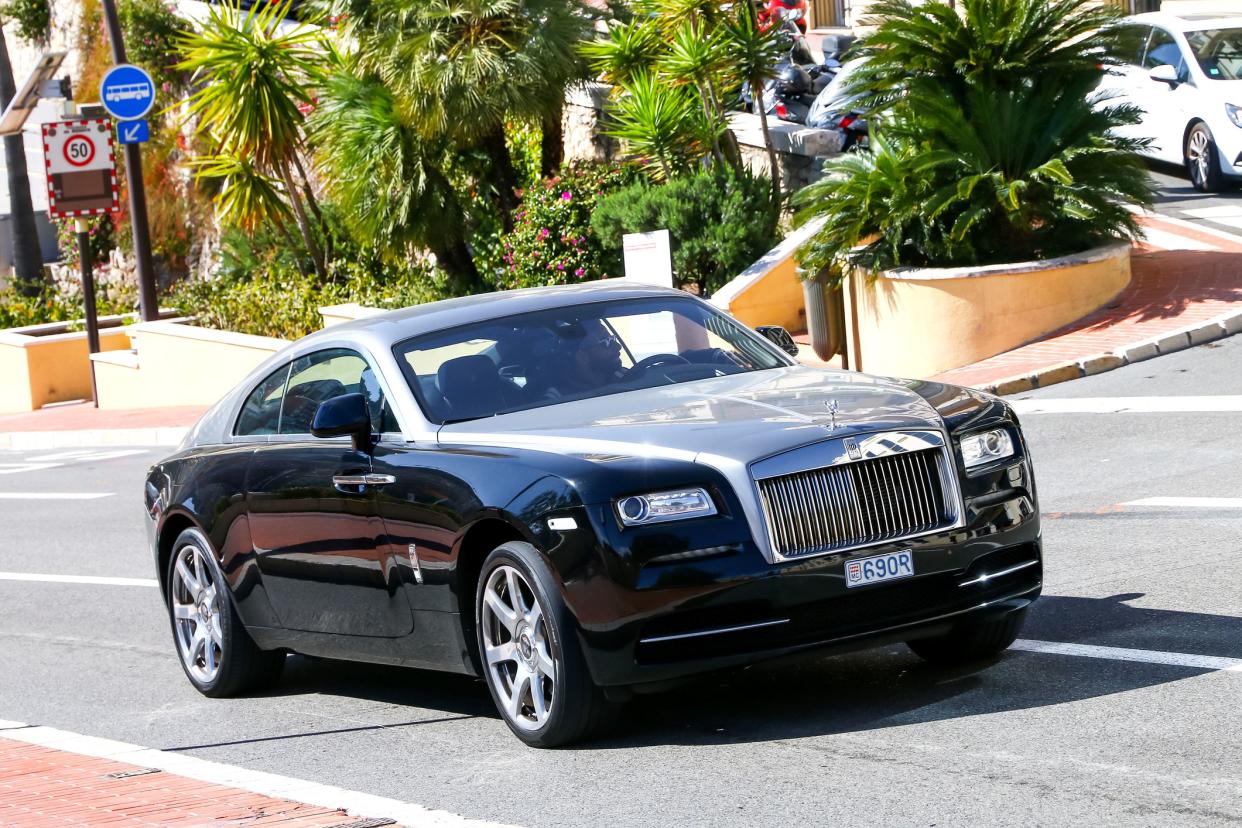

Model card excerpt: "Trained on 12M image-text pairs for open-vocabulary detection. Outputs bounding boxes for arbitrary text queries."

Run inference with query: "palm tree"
[310,69,485,295]
[0,2,51,296]
[795,0,1154,277]
[723,2,785,207]
[333,0,593,231]
[177,0,328,278]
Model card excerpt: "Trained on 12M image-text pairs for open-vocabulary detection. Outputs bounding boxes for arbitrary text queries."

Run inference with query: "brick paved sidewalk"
[0,403,206,433]
[0,737,363,828]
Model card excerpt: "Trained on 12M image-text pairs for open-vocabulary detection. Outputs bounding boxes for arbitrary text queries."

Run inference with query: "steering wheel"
[627,353,692,376]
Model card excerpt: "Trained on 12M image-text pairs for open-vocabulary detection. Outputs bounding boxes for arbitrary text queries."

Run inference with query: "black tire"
[1186,123,1227,193]
[906,608,1028,666]
[165,527,284,697]
[475,541,620,748]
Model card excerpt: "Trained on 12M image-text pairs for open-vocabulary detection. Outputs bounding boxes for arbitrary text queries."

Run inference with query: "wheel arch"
[1183,118,1208,160]
[453,516,538,674]
[155,511,202,598]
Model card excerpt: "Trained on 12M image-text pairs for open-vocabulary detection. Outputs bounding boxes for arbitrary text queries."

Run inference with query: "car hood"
[437,366,944,466]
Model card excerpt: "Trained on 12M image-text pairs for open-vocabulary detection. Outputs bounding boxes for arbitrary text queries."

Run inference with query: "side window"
[279,348,393,435]
[1144,29,1183,71]
[235,365,291,437]
[1112,25,1151,67]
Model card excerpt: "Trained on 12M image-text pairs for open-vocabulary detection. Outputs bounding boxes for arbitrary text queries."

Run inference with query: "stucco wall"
[843,242,1133,378]
[0,323,132,412]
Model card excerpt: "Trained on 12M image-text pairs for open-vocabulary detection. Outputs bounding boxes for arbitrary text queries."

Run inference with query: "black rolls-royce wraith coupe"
[144,281,1042,747]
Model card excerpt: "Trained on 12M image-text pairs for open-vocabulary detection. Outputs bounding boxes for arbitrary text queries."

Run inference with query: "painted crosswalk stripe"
[1010,396,1242,414]
[0,492,113,500]
[0,723,515,828]
[1122,496,1242,509]
[0,572,158,587]
[1014,639,1242,673]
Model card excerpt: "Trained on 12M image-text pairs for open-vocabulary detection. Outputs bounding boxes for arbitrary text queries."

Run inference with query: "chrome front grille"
[756,446,953,559]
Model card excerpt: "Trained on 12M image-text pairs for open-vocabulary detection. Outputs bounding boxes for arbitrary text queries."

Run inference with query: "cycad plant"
[794,0,1155,278]
[177,0,328,277]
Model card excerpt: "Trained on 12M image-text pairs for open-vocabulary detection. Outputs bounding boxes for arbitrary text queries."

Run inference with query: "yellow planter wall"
[0,325,132,413]
[709,218,823,331]
[843,243,1132,378]
[92,321,288,410]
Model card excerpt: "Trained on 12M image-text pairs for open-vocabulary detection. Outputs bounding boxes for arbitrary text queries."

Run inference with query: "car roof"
[300,279,691,349]
[1127,12,1242,32]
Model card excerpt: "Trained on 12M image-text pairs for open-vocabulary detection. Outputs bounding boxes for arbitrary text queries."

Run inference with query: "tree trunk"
[0,25,47,296]
[755,85,782,210]
[540,105,565,179]
[278,160,326,280]
[482,126,521,233]
[424,162,484,296]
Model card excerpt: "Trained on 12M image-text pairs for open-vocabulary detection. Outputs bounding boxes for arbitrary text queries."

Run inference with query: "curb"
[983,308,1242,397]
[0,426,189,451]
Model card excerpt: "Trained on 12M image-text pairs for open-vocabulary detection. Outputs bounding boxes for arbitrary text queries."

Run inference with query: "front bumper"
[565,460,1042,688]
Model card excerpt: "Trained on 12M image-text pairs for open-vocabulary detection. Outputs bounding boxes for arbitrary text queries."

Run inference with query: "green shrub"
[0,282,133,330]
[592,163,778,295]
[1,0,50,43]
[169,226,453,340]
[496,160,642,290]
[118,0,191,97]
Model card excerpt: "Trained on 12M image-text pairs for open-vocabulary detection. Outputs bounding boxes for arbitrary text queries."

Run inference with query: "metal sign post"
[42,118,121,407]
[97,0,158,322]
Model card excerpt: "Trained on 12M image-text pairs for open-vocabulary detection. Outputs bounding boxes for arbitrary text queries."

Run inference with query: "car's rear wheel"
[906,607,1028,666]
[166,527,284,697]
[1186,123,1227,192]
[476,541,619,747]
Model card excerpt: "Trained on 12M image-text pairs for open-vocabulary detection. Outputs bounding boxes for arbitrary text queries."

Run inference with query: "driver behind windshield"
[542,318,625,398]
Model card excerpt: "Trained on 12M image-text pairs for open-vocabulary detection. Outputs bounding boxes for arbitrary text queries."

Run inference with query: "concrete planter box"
[0,317,135,413]
[842,242,1133,378]
[91,320,288,410]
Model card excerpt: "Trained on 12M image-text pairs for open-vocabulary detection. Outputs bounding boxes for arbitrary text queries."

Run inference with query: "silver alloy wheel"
[481,564,556,731]
[170,543,224,684]
[1188,129,1210,185]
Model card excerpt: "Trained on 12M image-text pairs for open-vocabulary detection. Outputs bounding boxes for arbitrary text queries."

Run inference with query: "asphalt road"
[2,338,1242,826]
[1148,159,1242,240]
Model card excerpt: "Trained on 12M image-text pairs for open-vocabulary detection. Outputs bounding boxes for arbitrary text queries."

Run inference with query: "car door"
[1100,24,1154,145]
[1139,27,1196,162]
[245,347,414,638]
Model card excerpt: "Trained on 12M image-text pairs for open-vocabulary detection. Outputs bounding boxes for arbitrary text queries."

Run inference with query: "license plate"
[845,549,914,588]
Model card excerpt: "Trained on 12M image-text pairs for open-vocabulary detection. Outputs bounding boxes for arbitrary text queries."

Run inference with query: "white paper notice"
[622,229,674,288]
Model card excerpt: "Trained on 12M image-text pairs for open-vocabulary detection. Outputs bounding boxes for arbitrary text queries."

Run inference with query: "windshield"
[393,296,789,424]
[1185,28,1242,80]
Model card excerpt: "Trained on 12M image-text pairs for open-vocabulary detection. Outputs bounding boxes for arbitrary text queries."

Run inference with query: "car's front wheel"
[476,541,619,747]
[906,607,1028,666]
[166,527,284,696]
[1186,123,1227,192]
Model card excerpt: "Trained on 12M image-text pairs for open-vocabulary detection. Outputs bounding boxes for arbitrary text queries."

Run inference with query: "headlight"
[960,428,1015,471]
[1227,103,1242,128]
[615,488,717,526]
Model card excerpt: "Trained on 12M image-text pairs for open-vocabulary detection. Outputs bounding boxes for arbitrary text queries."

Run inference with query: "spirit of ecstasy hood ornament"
[826,399,840,431]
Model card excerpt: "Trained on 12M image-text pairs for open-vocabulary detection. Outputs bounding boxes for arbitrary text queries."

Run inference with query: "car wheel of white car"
[1186,123,1227,193]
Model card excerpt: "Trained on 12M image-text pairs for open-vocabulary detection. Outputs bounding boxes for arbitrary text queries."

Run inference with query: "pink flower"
[561,191,572,201]
[557,262,565,271]
[574,267,585,277]
[537,227,550,240]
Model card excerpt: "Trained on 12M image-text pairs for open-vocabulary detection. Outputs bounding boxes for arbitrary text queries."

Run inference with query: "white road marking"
[0,492,113,500]
[0,722,516,828]
[1140,226,1217,251]
[1014,639,1242,673]
[1122,496,1242,509]
[1181,205,1242,220]
[1011,395,1242,414]
[0,463,61,475]
[0,572,157,587]
[23,449,148,462]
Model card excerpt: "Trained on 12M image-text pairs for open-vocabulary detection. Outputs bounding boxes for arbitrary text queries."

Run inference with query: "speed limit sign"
[41,119,119,218]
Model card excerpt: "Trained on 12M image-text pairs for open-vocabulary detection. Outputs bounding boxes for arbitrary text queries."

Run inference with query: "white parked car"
[1103,13,1242,191]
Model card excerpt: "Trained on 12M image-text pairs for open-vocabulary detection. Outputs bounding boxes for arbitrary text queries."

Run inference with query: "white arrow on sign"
[121,123,143,142]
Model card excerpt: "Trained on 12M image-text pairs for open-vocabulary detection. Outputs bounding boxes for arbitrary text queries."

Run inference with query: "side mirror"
[1149,64,1180,86]
[311,393,373,451]
[756,325,801,358]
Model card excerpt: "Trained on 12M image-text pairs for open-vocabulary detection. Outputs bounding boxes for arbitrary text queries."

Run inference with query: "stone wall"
[561,83,840,198]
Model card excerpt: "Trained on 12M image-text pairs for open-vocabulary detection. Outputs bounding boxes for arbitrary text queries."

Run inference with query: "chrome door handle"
[332,474,396,488]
